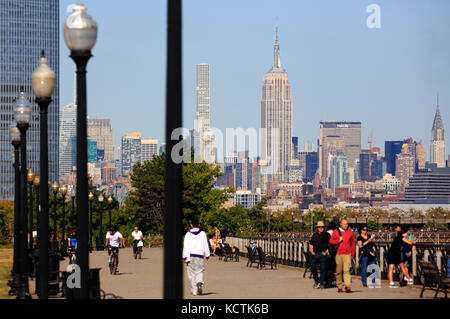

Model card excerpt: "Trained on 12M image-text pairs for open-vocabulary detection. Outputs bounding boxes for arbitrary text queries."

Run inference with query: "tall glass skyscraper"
[0,0,59,200]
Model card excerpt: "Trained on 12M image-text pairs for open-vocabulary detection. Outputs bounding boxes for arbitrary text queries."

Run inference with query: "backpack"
[328,229,342,257]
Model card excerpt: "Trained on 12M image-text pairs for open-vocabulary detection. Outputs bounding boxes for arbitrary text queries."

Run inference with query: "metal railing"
[259,231,450,244]
[227,235,450,282]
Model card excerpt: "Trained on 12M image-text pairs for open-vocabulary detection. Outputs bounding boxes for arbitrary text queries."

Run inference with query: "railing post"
[412,245,417,280]
[436,250,442,271]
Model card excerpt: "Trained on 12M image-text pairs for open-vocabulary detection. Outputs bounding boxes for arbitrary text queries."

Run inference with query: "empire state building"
[261,27,292,182]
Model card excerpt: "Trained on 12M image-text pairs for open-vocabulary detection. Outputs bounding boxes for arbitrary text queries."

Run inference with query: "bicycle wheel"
[109,257,115,275]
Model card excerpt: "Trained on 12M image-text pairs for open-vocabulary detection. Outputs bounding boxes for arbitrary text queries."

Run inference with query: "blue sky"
[59,0,450,158]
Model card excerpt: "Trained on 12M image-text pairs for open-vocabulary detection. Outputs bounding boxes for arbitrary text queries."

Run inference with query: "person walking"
[357,226,376,287]
[131,226,145,260]
[329,218,355,293]
[401,227,416,282]
[183,220,210,296]
[309,221,330,289]
[387,224,414,288]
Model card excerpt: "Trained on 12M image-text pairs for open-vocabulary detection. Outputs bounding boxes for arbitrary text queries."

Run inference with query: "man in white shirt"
[183,220,210,296]
[131,227,145,259]
[106,226,126,273]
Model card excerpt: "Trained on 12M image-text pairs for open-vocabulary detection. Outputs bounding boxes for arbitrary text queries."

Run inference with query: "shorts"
[109,246,119,254]
[387,251,402,265]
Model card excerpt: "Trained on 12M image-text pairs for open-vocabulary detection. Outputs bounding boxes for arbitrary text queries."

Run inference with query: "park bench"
[419,261,449,299]
[256,246,277,270]
[246,246,259,268]
[222,243,233,262]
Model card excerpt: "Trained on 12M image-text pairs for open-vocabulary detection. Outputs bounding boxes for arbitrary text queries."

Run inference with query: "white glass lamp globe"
[13,91,32,125]
[32,51,56,99]
[64,3,98,52]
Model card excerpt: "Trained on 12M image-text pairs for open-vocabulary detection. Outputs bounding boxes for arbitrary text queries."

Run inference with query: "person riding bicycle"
[67,228,77,261]
[106,226,125,273]
[131,226,145,260]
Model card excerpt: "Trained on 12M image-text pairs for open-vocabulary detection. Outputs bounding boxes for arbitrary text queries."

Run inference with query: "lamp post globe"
[64,3,97,299]
[63,3,98,52]
[8,125,21,296]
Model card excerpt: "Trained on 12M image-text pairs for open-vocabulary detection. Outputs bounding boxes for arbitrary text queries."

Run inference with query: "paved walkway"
[46,248,436,299]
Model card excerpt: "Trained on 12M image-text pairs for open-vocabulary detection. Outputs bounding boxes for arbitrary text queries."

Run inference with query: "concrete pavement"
[51,247,436,299]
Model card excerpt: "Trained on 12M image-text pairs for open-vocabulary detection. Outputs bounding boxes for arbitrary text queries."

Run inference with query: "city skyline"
[58,0,450,158]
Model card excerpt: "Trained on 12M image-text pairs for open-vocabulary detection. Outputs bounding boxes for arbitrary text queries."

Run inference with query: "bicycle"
[68,247,77,264]
[109,247,119,275]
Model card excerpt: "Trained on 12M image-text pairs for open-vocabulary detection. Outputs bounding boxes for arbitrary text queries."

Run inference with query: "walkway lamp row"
[7,3,98,299]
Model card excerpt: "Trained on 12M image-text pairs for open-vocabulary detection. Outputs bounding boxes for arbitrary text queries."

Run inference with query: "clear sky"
[59,0,450,159]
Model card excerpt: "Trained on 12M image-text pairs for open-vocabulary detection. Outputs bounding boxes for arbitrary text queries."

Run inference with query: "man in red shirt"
[329,218,355,293]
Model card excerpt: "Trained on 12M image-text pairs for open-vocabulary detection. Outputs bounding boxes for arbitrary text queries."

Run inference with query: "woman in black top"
[387,224,413,288]
[357,226,376,287]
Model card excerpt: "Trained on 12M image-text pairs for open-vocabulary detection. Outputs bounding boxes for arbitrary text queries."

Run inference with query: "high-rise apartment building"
[416,144,426,170]
[59,103,76,179]
[319,122,361,184]
[121,132,142,176]
[319,135,345,186]
[141,138,158,163]
[329,154,349,192]
[196,63,210,134]
[430,96,446,168]
[0,0,59,199]
[395,144,415,188]
[102,163,118,185]
[385,141,404,176]
[88,117,114,161]
[195,63,215,163]
[261,27,292,182]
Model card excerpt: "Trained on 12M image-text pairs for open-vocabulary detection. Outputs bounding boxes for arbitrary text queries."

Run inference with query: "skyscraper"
[385,141,403,175]
[121,132,142,176]
[430,96,446,168]
[196,64,210,134]
[395,144,415,188]
[88,117,114,161]
[318,135,345,186]
[261,27,292,182]
[329,154,349,192]
[318,121,361,184]
[59,103,77,179]
[0,1,59,200]
[141,138,158,163]
[196,63,215,163]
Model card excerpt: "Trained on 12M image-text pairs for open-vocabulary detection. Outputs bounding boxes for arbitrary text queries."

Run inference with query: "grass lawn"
[0,248,13,299]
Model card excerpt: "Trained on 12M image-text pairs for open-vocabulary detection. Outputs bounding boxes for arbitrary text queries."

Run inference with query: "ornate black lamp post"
[14,89,32,299]
[64,3,98,299]
[51,182,59,249]
[96,194,105,250]
[60,185,68,254]
[88,192,94,251]
[27,169,35,250]
[8,125,21,296]
[32,175,40,293]
[71,189,76,229]
[32,50,56,299]
[107,196,113,227]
